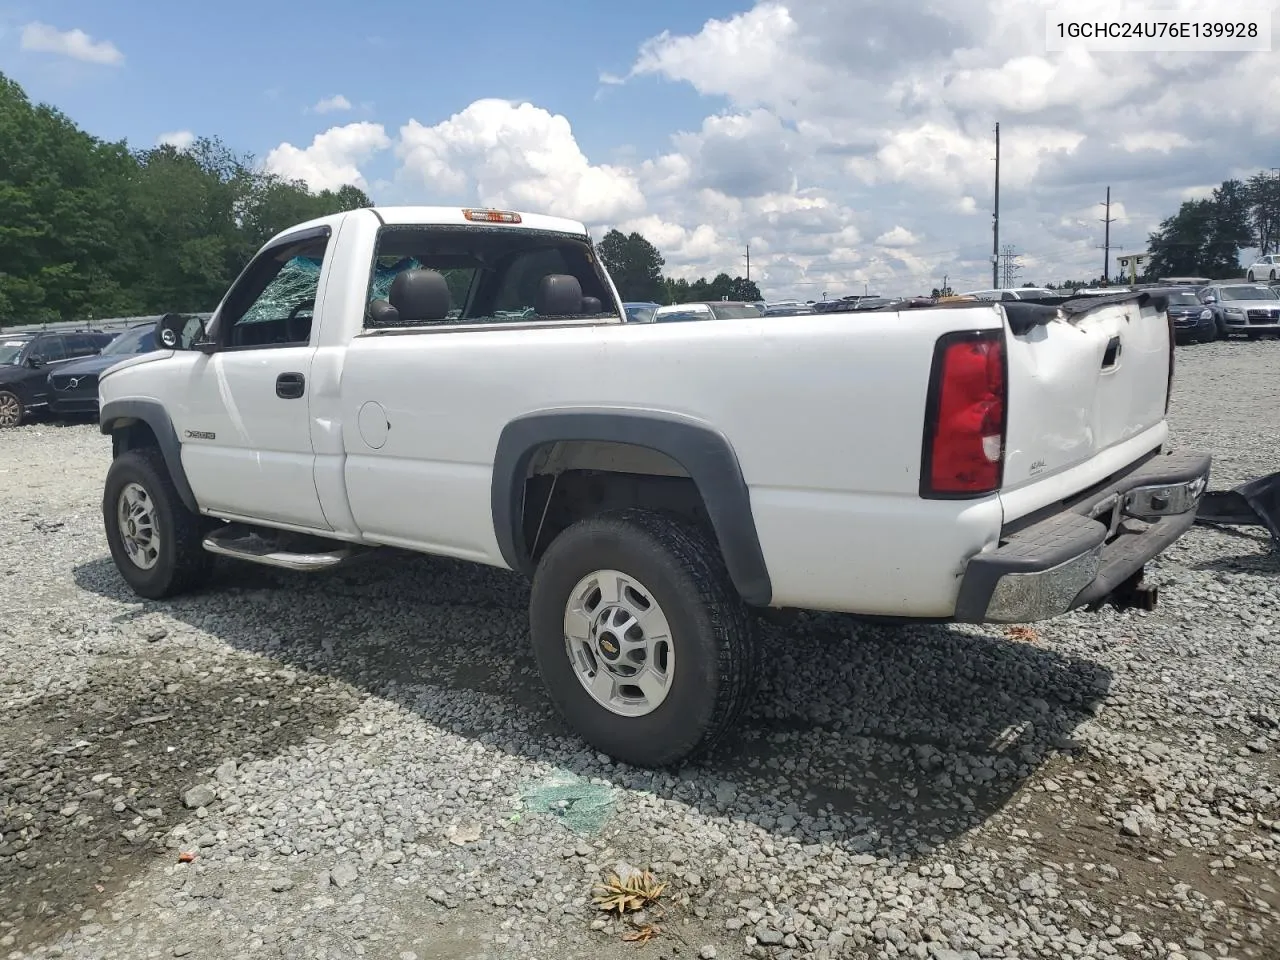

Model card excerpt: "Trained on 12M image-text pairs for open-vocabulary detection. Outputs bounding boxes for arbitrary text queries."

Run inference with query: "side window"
[65,334,99,357]
[218,235,330,349]
[32,335,66,363]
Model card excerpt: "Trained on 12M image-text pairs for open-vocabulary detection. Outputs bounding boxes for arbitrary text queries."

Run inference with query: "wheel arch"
[491,409,773,607]
[100,399,199,513]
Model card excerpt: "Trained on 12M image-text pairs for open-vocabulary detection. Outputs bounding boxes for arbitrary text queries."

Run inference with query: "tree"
[1146,178,1254,281]
[596,230,666,302]
[0,70,376,325]
[1245,171,1280,255]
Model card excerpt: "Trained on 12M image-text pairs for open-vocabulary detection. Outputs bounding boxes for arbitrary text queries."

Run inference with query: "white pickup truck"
[97,205,1211,767]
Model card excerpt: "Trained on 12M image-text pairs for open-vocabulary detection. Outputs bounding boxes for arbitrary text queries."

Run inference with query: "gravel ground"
[1,340,1278,960]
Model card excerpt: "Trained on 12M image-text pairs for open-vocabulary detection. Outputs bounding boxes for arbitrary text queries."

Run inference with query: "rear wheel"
[0,390,24,428]
[528,508,759,767]
[1247,271,1256,282]
[103,447,214,599]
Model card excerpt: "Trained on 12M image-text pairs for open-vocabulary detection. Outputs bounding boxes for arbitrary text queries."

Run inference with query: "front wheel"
[1247,271,1255,282]
[528,509,760,767]
[103,447,214,599]
[0,390,24,428]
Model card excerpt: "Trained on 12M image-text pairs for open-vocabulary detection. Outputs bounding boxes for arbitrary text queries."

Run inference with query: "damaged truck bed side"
[95,206,1210,766]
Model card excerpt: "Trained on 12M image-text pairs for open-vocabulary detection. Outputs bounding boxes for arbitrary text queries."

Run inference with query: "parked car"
[47,321,160,418]
[961,287,1057,301]
[763,304,816,316]
[1199,283,1280,339]
[1246,255,1279,282]
[650,301,762,322]
[1148,288,1218,344]
[96,204,1208,768]
[0,329,116,427]
[622,302,661,323]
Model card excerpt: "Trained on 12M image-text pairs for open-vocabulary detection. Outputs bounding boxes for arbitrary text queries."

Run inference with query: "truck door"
[177,227,332,531]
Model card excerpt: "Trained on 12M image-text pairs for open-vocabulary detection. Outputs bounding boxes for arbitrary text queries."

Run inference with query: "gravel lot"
[1,340,1278,960]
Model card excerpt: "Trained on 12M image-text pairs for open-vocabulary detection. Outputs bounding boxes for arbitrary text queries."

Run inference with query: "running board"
[202,525,367,572]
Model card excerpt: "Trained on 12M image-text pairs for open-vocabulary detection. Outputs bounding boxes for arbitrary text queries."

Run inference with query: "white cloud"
[264,122,391,192]
[156,131,195,151]
[875,226,919,248]
[20,22,123,65]
[395,99,645,224]
[311,94,352,114]
[597,0,1280,297]
[1119,131,1192,153]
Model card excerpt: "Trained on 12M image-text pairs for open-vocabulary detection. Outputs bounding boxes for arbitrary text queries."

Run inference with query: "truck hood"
[97,350,174,382]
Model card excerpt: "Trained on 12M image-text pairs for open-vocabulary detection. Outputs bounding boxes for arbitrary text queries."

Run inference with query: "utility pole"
[942,273,949,296]
[743,245,750,281]
[992,122,1000,288]
[1099,186,1115,286]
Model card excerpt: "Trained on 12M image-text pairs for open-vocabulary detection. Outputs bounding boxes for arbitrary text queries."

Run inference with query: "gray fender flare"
[490,409,773,606]
[100,399,199,513]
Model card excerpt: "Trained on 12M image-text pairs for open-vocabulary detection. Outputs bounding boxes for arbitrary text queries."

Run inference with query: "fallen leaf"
[1005,626,1039,642]
[177,852,196,863]
[623,923,659,944]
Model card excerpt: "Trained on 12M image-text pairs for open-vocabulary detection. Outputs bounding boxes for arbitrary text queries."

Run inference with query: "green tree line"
[1142,174,1278,280]
[595,229,761,304]
[0,71,369,326]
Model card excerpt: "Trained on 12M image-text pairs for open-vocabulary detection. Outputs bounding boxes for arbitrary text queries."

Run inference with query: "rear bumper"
[954,450,1211,623]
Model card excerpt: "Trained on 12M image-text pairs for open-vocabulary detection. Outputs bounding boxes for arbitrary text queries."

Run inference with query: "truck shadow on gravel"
[70,549,1111,866]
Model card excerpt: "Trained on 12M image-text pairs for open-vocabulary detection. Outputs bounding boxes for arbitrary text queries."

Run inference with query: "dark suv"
[0,329,116,427]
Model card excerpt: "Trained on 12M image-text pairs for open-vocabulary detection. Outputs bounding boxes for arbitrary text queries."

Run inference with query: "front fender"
[100,399,198,513]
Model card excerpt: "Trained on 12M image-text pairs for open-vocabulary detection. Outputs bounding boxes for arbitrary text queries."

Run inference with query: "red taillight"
[920,330,1006,497]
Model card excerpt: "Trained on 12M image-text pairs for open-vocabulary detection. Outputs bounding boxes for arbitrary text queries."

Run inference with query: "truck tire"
[529,508,759,767]
[103,447,214,599]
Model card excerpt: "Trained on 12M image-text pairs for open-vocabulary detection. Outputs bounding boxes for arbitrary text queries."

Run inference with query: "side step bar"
[202,524,371,572]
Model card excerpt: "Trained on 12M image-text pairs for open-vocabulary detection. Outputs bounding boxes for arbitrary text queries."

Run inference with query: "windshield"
[653,308,710,323]
[625,305,656,323]
[101,325,158,356]
[0,340,29,365]
[1166,292,1201,306]
[1222,286,1278,301]
[710,304,763,319]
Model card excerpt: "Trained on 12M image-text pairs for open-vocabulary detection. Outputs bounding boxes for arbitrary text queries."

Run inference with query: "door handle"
[1101,335,1122,369]
[276,372,305,399]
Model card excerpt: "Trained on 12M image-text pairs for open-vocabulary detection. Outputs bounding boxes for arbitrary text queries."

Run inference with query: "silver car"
[1200,283,1280,339]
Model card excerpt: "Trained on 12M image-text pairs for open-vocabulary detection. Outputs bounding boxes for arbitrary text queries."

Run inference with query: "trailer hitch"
[1093,567,1159,613]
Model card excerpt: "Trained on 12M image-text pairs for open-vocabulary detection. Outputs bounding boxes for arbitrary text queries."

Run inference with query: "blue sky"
[2,1,1276,297]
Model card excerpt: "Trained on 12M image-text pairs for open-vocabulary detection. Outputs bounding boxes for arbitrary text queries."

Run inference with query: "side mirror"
[156,313,209,351]
[25,356,43,369]
[1203,297,1217,305]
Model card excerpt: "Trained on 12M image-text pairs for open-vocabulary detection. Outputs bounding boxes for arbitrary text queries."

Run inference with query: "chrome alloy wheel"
[563,569,675,718]
[117,482,160,570]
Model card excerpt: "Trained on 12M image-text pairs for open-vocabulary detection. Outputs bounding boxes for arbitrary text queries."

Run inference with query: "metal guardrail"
[0,315,173,336]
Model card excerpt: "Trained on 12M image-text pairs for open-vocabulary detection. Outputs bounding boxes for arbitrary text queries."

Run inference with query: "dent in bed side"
[100,399,199,513]
[490,410,773,607]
